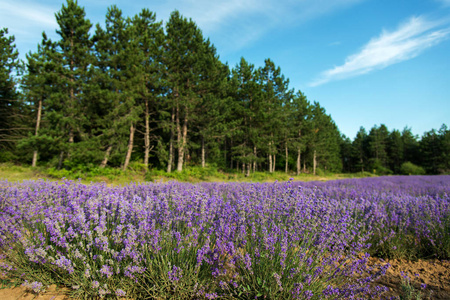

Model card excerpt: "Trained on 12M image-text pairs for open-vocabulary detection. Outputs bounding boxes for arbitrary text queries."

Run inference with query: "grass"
[0,162,376,185]
[0,163,43,182]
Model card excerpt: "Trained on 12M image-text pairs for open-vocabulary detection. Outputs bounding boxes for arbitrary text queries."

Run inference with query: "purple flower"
[304,290,314,299]
[168,265,183,283]
[22,280,43,293]
[91,280,99,289]
[100,265,113,278]
[115,289,126,297]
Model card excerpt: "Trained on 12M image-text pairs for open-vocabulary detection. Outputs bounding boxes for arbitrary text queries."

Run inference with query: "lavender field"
[0,176,449,299]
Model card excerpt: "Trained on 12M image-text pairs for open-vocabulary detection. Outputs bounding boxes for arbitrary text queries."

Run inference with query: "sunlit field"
[0,176,449,299]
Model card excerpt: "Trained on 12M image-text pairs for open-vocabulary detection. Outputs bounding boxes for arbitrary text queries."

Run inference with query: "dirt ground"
[372,258,450,300]
[0,284,69,300]
[0,259,449,299]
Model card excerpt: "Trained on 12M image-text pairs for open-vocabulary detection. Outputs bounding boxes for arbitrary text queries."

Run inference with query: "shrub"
[0,151,17,163]
[400,162,426,175]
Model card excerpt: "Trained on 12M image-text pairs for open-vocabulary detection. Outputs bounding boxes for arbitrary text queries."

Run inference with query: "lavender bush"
[0,176,448,299]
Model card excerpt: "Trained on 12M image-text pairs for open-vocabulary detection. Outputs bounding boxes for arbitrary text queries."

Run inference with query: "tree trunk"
[68,130,74,143]
[273,154,276,173]
[144,99,150,169]
[68,77,75,158]
[176,103,182,171]
[32,151,38,167]
[230,139,233,169]
[313,149,317,176]
[100,145,112,168]
[285,142,288,173]
[167,107,175,173]
[67,128,74,159]
[177,109,187,172]
[253,146,256,173]
[224,141,227,169]
[32,98,43,167]
[296,148,301,176]
[123,123,135,171]
[167,137,173,173]
[58,151,64,170]
[201,136,205,168]
[269,144,273,173]
[246,163,251,177]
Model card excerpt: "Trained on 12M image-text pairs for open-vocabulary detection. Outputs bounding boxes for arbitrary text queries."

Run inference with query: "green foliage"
[0,28,25,151]
[0,151,17,163]
[399,273,426,300]
[2,0,448,176]
[370,158,393,175]
[346,171,376,178]
[45,164,125,181]
[146,165,226,182]
[400,162,426,175]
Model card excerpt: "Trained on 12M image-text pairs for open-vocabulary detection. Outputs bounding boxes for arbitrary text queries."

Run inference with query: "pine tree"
[21,33,57,166]
[387,129,403,173]
[258,59,293,173]
[192,52,230,168]
[290,91,310,175]
[0,28,23,153]
[340,135,353,173]
[420,124,450,174]
[165,11,216,172]
[401,127,419,165]
[130,9,164,169]
[91,6,128,168]
[419,129,441,174]
[307,102,342,175]
[92,6,146,170]
[351,127,368,172]
[438,124,450,173]
[367,124,390,173]
[229,57,259,176]
[47,0,93,166]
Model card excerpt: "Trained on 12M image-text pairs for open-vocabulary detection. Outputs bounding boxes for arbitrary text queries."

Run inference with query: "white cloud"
[154,0,365,54]
[0,0,59,55]
[0,0,365,59]
[0,1,57,32]
[310,16,450,87]
[437,0,450,7]
[329,41,342,46]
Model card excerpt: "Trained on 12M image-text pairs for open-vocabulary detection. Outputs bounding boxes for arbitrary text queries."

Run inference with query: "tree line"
[1,0,449,175]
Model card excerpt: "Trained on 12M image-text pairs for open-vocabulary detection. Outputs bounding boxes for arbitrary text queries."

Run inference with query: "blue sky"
[1,0,449,139]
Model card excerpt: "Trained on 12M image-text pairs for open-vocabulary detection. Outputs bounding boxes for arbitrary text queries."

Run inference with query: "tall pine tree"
[0,28,23,154]
[47,0,93,166]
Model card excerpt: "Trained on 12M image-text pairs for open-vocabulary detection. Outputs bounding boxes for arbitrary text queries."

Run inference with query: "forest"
[1,0,449,177]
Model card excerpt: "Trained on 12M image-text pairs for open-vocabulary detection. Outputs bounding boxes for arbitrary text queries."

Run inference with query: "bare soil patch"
[0,284,69,300]
[371,258,450,299]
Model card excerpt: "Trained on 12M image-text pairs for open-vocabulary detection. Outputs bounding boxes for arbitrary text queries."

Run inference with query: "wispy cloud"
[0,0,59,55]
[436,0,450,7]
[0,1,57,32]
[329,41,342,46]
[310,16,450,87]
[1,0,365,58]
[154,0,365,54]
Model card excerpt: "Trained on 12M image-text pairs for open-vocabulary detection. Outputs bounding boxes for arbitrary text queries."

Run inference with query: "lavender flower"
[168,265,183,283]
[116,289,126,297]
[91,280,100,289]
[0,176,448,299]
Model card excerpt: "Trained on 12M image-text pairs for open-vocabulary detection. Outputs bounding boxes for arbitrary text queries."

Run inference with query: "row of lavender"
[0,176,448,299]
